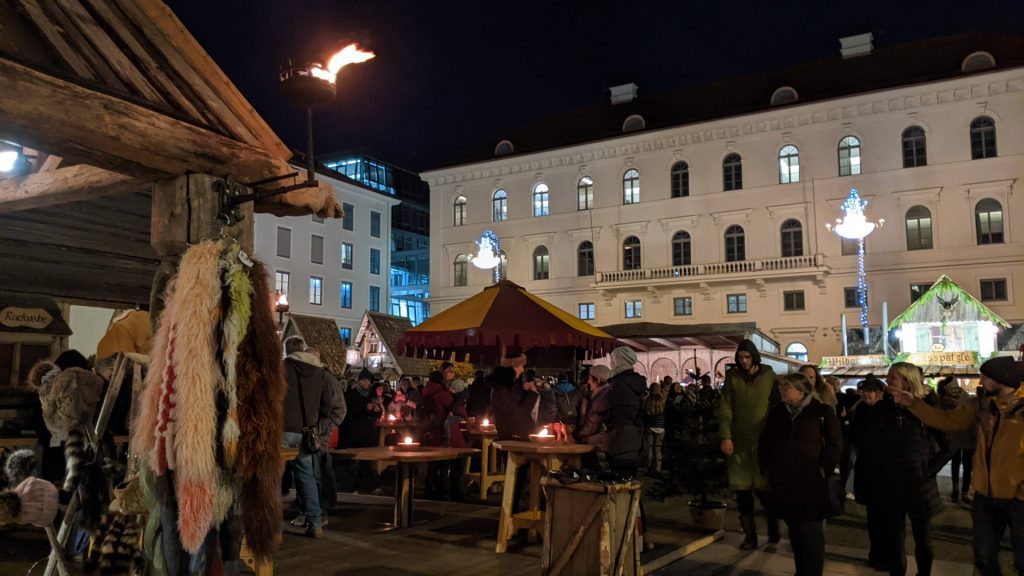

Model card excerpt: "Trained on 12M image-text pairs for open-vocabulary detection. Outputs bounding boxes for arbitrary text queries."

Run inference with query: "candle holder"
[529,427,556,444]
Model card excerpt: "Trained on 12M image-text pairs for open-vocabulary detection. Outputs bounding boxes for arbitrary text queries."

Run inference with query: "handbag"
[820,416,845,518]
[295,364,321,453]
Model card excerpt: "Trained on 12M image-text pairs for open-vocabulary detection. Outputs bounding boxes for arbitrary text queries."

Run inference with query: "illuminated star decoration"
[826,188,884,330]
[469,229,503,282]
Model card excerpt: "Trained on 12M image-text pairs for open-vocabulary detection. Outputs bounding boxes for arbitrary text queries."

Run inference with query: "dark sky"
[167,0,1022,172]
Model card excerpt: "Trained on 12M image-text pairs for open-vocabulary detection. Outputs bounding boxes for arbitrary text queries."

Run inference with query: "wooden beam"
[0,164,142,213]
[0,57,292,183]
[39,154,62,172]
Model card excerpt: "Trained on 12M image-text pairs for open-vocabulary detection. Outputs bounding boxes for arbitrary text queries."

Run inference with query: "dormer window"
[494,140,514,156]
[622,114,646,133]
[770,86,799,106]
[961,51,996,72]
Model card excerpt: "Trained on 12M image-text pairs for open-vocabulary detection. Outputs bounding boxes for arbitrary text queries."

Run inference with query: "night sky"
[167,0,1022,172]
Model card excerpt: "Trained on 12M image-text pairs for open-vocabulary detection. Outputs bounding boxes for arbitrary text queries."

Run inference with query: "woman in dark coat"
[852,363,951,576]
[759,373,842,576]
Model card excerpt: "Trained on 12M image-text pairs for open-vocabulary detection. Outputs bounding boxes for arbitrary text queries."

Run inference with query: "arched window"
[577,176,593,211]
[577,241,595,277]
[452,196,467,226]
[670,161,689,198]
[494,140,514,156]
[533,183,549,217]
[785,342,808,362]
[770,86,799,106]
[533,246,549,280]
[838,136,861,176]
[961,51,996,72]
[971,117,997,159]
[723,153,742,191]
[622,236,641,270]
[492,189,508,222]
[453,254,468,287]
[671,231,691,266]
[780,219,803,257]
[622,169,640,204]
[902,126,927,168]
[622,114,646,132]
[905,206,933,250]
[975,198,1004,245]
[724,225,745,262]
[778,145,800,184]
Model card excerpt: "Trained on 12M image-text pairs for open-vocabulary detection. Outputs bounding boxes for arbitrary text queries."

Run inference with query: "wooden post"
[151,173,254,256]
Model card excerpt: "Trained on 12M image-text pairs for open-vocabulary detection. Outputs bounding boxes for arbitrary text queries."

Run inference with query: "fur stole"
[219,244,251,469]
[235,261,285,561]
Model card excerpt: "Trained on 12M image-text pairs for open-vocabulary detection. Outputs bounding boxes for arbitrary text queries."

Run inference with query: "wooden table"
[334,446,478,528]
[375,420,420,473]
[239,447,300,576]
[492,440,593,553]
[463,428,504,500]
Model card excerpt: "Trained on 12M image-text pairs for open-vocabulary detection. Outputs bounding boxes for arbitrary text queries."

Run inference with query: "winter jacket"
[907,392,1024,501]
[851,394,951,517]
[340,385,378,448]
[574,384,612,451]
[719,343,778,491]
[467,377,493,418]
[605,368,647,470]
[758,397,842,522]
[552,382,579,424]
[282,355,335,438]
[420,379,454,446]
[489,366,538,441]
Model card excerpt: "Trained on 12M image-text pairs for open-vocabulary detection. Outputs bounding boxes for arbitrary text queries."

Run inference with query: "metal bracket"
[216,172,320,226]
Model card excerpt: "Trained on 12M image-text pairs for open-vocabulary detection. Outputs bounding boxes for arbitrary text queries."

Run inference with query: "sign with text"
[819,355,888,368]
[0,307,53,330]
[906,351,977,366]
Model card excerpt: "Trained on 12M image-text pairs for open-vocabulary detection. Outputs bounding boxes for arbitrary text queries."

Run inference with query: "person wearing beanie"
[604,347,647,474]
[759,372,842,576]
[719,338,781,551]
[894,355,1024,575]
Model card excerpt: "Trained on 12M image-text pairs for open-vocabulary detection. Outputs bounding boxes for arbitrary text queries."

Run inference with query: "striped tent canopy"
[398,280,615,363]
[889,275,1010,330]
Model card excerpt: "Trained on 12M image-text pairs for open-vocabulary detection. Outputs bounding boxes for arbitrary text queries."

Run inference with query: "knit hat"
[12,477,58,527]
[588,365,612,383]
[857,376,885,393]
[357,368,373,382]
[611,346,637,369]
[980,356,1024,389]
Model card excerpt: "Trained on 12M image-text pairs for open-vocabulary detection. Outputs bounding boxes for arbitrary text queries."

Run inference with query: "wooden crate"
[540,477,643,576]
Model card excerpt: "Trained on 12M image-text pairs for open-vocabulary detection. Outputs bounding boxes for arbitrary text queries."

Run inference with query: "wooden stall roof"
[889,275,1011,330]
[359,312,433,377]
[283,314,348,377]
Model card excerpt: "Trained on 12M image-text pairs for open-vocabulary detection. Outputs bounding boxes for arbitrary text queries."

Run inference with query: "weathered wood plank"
[151,174,253,256]
[0,216,156,258]
[0,237,158,273]
[52,0,166,105]
[38,153,62,172]
[0,263,153,305]
[3,208,151,243]
[0,56,294,182]
[17,0,96,79]
[34,0,128,91]
[0,164,142,213]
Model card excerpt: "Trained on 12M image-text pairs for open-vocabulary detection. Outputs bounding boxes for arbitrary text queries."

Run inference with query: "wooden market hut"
[352,312,433,380]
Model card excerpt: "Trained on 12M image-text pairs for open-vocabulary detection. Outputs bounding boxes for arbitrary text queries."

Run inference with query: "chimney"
[609,83,638,105]
[839,32,874,59]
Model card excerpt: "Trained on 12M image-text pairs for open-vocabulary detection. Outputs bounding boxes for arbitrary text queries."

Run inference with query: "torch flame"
[327,44,375,77]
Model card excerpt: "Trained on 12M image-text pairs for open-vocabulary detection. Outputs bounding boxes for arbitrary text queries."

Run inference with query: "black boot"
[950,489,960,503]
[764,514,780,553]
[739,515,758,550]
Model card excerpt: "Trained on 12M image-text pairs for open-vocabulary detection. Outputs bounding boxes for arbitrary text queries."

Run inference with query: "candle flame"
[327,44,375,76]
[538,427,550,437]
[388,414,396,421]
[403,436,413,444]
[481,418,490,427]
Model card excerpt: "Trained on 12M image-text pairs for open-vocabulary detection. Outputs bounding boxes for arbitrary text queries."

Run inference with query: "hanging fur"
[0,490,21,524]
[218,244,251,469]
[25,359,58,393]
[235,261,286,561]
[3,448,36,487]
[36,364,103,443]
[63,429,86,492]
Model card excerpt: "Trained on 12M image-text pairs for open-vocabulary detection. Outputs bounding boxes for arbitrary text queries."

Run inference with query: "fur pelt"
[63,429,86,492]
[25,360,58,393]
[235,261,285,561]
[37,366,103,442]
[131,274,175,471]
[0,491,21,525]
[219,245,251,469]
[4,449,36,487]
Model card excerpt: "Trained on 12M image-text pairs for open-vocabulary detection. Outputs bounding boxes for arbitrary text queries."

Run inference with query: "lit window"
[340,281,352,309]
[625,299,643,318]
[670,162,689,198]
[970,117,997,159]
[975,198,1004,245]
[622,236,641,270]
[578,303,595,321]
[577,241,594,277]
[453,196,467,226]
[673,297,692,316]
[778,145,800,184]
[275,271,290,296]
[783,290,805,311]
[785,342,808,362]
[309,276,322,305]
[905,206,933,250]
[341,243,353,269]
[780,220,803,257]
[902,126,927,168]
[577,176,593,210]
[492,189,508,222]
[339,327,351,345]
[533,246,549,280]
[622,169,640,204]
[723,153,742,191]
[725,225,745,262]
[533,183,549,217]
[672,231,691,267]
[727,294,747,314]
[838,136,862,176]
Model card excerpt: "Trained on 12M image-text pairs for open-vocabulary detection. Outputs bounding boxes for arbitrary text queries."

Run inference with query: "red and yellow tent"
[399,280,615,363]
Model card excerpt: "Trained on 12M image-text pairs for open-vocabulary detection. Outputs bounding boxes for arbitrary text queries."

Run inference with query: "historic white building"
[423,32,1024,367]
[254,169,399,346]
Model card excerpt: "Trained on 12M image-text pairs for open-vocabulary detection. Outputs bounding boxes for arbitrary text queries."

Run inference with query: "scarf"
[785,392,814,419]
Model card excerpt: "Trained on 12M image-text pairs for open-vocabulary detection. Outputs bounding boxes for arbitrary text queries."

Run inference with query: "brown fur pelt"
[235,261,286,561]
[25,360,58,393]
[38,367,103,442]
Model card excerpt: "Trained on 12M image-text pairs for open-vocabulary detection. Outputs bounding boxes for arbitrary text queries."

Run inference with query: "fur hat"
[980,356,1024,389]
[4,449,36,487]
[588,365,612,383]
[500,345,527,368]
[447,378,469,394]
[37,366,103,441]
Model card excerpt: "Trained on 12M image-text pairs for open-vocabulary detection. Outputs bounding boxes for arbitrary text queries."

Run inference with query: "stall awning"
[598,322,768,351]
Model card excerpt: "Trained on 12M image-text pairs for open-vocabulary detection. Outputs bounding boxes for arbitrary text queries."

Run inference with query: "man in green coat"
[720,339,781,551]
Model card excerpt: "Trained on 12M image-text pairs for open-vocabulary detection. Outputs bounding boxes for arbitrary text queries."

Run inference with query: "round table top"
[493,440,594,455]
[376,420,419,428]
[468,428,497,437]
[333,446,479,463]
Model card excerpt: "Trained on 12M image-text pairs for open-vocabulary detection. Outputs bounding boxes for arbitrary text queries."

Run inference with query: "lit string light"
[826,188,884,331]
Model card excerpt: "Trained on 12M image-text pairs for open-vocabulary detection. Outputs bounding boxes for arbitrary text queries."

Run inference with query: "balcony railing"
[597,254,824,284]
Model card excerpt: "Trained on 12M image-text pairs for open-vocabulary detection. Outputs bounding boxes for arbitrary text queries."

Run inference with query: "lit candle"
[538,427,550,437]
[481,418,490,428]
[388,414,396,422]
[403,436,413,445]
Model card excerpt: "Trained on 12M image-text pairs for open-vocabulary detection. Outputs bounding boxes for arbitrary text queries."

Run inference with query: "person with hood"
[282,337,335,537]
[552,372,580,424]
[341,368,383,494]
[605,346,647,473]
[719,339,781,551]
[893,356,1024,576]
[758,372,842,575]
[937,377,977,504]
[855,363,950,576]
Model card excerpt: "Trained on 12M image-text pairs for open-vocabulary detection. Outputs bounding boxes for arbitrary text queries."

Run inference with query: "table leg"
[527,457,542,542]
[478,438,490,500]
[495,451,520,553]
[394,462,414,528]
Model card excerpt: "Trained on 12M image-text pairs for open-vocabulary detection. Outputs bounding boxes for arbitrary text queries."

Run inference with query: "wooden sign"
[819,355,888,368]
[906,351,977,366]
[0,306,53,330]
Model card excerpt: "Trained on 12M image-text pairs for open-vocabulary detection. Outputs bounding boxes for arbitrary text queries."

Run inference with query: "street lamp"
[826,188,884,331]
[469,229,503,283]
[274,292,290,333]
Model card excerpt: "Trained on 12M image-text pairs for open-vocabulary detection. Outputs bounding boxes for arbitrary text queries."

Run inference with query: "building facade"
[322,154,432,326]
[423,34,1024,363]
[254,170,398,346]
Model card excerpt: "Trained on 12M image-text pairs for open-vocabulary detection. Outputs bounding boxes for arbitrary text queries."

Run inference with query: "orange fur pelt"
[235,262,286,561]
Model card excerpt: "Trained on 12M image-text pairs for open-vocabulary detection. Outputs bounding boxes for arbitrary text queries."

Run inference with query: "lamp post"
[274,292,290,333]
[826,188,884,332]
[469,229,503,283]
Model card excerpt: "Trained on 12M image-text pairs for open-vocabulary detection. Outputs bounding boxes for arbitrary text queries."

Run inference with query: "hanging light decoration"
[826,188,884,330]
[469,229,503,282]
